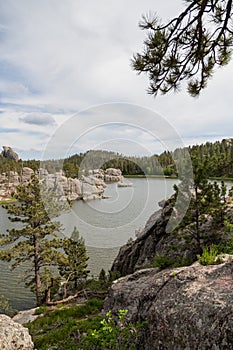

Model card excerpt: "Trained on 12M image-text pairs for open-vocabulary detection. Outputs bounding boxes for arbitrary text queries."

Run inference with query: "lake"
[0,177,178,310]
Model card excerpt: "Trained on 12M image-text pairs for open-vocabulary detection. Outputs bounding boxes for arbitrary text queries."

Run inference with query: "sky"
[0,0,232,160]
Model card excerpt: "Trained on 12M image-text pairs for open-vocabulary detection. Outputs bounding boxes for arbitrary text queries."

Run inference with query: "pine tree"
[0,175,65,306]
[176,152,227,253]
[59,227,89,290]
[132,0,233,96]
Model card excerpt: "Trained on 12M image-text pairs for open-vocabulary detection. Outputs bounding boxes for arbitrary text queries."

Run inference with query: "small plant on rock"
[197,245,222,266]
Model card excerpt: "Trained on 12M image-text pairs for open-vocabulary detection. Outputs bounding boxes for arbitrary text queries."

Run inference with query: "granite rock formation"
[111,198,177,275]
[0,314,34,349]
[105,260,233,349]
[111,195,223,276]
[0,166,126,201]
[2,146,19,162]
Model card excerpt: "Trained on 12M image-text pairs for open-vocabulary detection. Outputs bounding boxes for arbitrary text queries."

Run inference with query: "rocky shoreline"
[0,167,126,202]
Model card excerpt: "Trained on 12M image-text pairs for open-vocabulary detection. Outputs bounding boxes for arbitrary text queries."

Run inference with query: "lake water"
[0,178,178,310]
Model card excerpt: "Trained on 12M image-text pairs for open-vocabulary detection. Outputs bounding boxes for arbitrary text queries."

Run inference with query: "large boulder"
[0,314,34,349]
[104,168,123,182]
[104,261,233,349]
[105,168,122,177]
[2,146,19,161]
[22,167,34,182]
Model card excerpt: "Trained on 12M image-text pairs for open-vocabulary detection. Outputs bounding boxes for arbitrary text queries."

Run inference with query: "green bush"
[78,309,140,350]
[172,257,193,268]
[34,305,47,315]
[27,299,104,350]
[152,254,174,269]
[27,301,143,350]
[197,245,222,266]
[0,294,14,315]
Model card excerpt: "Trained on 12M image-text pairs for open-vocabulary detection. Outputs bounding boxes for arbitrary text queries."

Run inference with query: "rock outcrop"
[13,308,40,325]
[104,168,123,182]
[0,314,34,349]
[0,166,125,201]
[40,170,106,201]
[2,146,19,161]
[111,198,179,275]
[90,168,124,182]
[111,195,224,276]
[105,260,233,349]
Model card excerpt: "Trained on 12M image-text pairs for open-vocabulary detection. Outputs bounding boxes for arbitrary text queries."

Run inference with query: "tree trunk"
[45,278,54,304]
[34,235,42,306]
[46,290,107,306]
[195,186,201,253]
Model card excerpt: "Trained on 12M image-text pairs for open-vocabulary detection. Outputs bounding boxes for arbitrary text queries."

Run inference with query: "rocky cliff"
[111,194,226,276]
[111,197,194,276]
[105,260,233,349]
[1,146,19,162]
[0,314,34,349]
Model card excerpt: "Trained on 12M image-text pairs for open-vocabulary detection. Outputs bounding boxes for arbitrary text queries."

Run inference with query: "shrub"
[197,245,222,266]
[78,309,140,350]
[152,254,174,269]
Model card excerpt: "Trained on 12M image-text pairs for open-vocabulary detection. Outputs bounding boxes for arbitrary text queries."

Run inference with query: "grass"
[26,298,104,350]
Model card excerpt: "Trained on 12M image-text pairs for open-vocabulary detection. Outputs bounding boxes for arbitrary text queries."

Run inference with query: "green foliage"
[2,139,233,179]
[27,299,103,350]
[0,294,12,315]
[0,175,65,306]
[174,149,231,254]
[59,227,89,289]
[172,256,193,268]
[34,305,48,315]
[152,254,174,269]
[197,245,222,266]
[77,270,119,292]
[78,309,140,350]
[98,268,107,289]
[132,1,233,96]
[27,300,141,350]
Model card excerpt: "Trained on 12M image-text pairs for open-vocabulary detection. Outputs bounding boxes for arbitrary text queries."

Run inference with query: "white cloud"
[20,113,56,126]
[0,0,232,158]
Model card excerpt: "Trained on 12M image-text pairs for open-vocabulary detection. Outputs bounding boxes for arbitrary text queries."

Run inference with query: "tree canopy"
[0,175,65,305]
[59,227,89,290]
[132,0,233,96]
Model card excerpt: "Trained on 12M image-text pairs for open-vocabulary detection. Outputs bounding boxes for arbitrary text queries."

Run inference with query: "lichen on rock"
[105,260,233,349]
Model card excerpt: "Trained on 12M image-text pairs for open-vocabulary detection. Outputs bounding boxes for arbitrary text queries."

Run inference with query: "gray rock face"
[0,314,34,349]
[111,196,219,276]
[105,261,233,349]
[13,308,39,325]
[111,200,175,276]
[2,146,19,161]
[104,168,123,182]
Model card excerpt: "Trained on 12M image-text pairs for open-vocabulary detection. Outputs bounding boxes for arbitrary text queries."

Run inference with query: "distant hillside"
[188,138,233,178]
[0,138,233,179]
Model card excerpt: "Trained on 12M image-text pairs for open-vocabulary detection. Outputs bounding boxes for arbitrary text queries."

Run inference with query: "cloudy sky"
[0,0,232,160]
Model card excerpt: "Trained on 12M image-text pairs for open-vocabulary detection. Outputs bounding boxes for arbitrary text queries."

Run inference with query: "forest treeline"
[1,138,233,179]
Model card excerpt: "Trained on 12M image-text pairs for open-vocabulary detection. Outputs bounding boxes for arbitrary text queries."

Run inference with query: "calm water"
[0,178,178,310]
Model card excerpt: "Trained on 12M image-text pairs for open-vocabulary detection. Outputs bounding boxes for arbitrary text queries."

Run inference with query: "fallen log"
[46,289,107,306]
